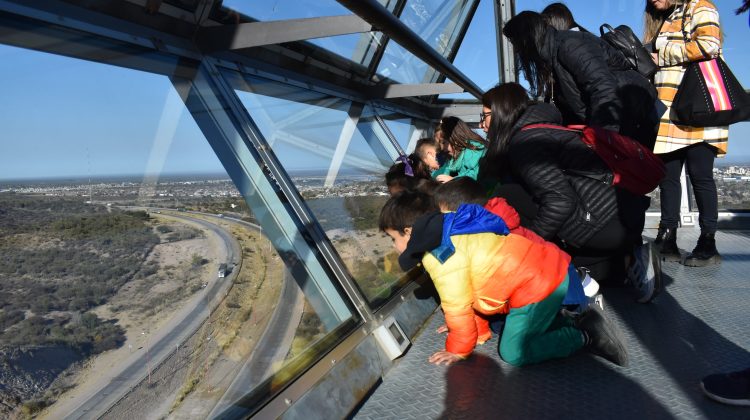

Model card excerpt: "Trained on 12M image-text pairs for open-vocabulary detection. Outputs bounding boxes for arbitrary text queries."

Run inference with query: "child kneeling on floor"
[379,191,627,367]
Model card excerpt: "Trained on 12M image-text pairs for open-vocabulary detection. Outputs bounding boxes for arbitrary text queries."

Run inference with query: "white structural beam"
[325,103,364,188]
[196,14,373,52]
[369,82,464,98]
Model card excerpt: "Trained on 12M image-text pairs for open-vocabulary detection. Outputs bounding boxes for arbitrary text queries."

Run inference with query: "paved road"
[63,211,241,420]
[207,265,304,418]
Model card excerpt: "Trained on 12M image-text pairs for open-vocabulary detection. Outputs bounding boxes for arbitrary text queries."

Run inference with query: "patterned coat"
[653,0,728,156]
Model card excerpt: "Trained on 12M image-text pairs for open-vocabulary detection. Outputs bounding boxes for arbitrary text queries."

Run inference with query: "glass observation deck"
[0,1,747,419]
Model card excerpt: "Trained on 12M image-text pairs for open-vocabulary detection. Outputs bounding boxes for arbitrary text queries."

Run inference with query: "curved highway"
[63,211,241,420]
[207,266,304,418]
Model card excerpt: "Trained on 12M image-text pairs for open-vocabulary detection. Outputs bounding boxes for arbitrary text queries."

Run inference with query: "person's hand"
[436,324,448,334]
[436,174,453,183]
[429,350,462,366]
[651,52,658,64]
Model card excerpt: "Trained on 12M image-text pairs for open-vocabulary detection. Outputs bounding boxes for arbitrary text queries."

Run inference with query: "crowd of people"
[378,0,749,407]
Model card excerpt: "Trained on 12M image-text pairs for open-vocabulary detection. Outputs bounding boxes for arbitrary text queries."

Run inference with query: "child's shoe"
[576,305,628,366]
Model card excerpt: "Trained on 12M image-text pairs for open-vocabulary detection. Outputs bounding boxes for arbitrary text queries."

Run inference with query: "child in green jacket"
[432,117,487,182]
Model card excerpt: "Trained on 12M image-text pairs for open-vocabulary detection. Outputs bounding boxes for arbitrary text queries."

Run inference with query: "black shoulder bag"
[671,3,750,126]
[600,23,658,79]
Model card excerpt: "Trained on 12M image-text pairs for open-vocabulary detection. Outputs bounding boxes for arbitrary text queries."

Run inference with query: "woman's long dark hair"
[502,11,553,99]
[479,83,532,180]
[436,116,486,157]
[541,2,588,32]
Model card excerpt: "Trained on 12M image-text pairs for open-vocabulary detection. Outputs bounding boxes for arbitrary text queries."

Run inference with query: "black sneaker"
[701,368,750,406]
[576,305,628,366]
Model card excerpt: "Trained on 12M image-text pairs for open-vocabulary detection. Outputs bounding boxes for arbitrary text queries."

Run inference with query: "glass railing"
[226,70,415,308]
[0,44,357,419]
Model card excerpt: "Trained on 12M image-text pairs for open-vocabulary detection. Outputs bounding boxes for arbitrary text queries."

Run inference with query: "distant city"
[3,166,750,209]
[0,172,388,202]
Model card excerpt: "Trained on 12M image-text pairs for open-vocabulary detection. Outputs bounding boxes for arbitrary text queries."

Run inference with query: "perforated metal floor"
[353,228,750,419]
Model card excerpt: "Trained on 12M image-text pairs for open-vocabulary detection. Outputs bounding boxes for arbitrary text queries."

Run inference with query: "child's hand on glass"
[429,350,462,366]
[436,324,448,333]
[436,174,453,183]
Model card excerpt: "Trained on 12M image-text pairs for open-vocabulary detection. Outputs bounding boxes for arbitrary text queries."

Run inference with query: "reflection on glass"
[308,32,385,67]
[229,72,411,307]
[221,0,400,20]
[0,44,354,418]
[440,0,500,100]
[377,0,475,83]
[221,0,350,21]
[376,109,432,152]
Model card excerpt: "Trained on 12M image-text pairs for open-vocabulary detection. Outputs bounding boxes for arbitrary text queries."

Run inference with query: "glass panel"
[308,32,386,67]
[220,0,400,20]
[0,44,355,418]
[220,0,350,21]
[227,72,411,307]
[722,2,750,86]
[712,122,750,210]
[401,0,473,55]
[375,108,432,153]
[376,0,476,83]
[440,0,499,99]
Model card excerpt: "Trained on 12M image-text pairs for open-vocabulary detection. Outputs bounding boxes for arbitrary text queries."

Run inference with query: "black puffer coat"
[540,28,657,147]
[507,103,618,248]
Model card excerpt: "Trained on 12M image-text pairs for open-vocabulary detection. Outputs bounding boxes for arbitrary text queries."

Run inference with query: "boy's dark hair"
[379,190,438,234]
[433,177,487,211]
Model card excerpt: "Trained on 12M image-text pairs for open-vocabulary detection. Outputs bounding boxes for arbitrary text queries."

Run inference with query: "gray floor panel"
[353,228,750,419]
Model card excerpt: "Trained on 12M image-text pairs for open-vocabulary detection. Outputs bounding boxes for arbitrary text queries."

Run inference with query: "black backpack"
[600,24,658,79]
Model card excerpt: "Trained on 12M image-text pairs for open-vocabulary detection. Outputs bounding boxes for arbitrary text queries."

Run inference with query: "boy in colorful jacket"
[379,191,627,367]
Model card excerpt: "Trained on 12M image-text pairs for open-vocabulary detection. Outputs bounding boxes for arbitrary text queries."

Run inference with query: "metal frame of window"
[335,0,483,99]
[497,0,515,83]
[0,0,453,416]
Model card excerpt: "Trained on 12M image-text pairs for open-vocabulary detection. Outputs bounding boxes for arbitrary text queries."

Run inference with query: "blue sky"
[0,0,748,180]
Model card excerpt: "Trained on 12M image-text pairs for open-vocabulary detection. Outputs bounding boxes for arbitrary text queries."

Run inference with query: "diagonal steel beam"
[196,14,373,53]
[335,0,483,99]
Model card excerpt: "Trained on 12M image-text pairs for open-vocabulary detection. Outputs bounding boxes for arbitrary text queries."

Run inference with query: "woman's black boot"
[658,227,682,262]
[683,232,721,267]
[654,225,668,245]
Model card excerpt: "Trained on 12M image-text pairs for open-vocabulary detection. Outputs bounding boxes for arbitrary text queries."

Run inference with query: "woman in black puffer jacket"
[479,83,653,296]
[503,11,658,150]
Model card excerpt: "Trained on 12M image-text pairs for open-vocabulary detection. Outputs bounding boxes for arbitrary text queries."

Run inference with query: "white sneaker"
[580,269,599,298]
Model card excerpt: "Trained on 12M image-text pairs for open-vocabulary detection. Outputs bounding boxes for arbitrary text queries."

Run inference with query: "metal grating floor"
[353,228,750,419]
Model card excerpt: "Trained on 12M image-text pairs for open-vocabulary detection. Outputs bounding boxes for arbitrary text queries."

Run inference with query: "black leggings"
[659,143,718,233]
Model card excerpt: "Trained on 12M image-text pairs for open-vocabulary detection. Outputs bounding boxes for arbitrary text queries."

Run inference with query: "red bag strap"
[521,123,584,133]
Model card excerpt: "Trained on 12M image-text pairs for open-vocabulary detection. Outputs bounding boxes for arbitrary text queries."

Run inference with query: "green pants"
[499,276,583,366]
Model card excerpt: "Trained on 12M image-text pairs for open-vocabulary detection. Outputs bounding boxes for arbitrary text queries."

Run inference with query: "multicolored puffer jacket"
[420,204,570,358]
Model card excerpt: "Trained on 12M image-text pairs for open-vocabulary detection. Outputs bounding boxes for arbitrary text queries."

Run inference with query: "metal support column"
[496,0,515,83]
